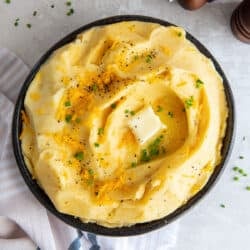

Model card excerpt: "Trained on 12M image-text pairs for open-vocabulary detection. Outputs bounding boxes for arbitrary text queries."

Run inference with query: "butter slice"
[128,106,166,144]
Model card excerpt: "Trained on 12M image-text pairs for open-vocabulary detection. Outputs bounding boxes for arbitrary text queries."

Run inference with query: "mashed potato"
[21,21,228,227]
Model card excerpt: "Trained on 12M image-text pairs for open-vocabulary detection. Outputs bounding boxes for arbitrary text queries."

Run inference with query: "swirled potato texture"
[21,21,228,227]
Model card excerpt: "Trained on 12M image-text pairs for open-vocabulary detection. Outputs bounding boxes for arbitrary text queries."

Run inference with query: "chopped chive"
[51,4,55,8]
[64,101,71,107]
[98,128,104,135]
[5,0,11,3]
[145,54,153,63]
[130,110,135,116]
[14,18,20,26]
[220,204,225,208]
[157,106,163,112]
[110,103,116,109]
[65,1,71,6]
[66,8,74,16]
[74,151,84,161]
[65,114,72,123]
[131,162,137,168]
[233,176,239,181]
[239,169,244,174]
[88,169,94,175]
[26,23,32,29]
[243,173,248,177]
[124,109,129,114]
[33,11,37,16]
[239,156,244,159]
[246,186,250,191]
[140,135,164,163]
[195,79,204,88]
[94,142,100,147]
[141,149,150,162]
[233,166,239,171]
[185,96,194,109]
[92,83,98,92]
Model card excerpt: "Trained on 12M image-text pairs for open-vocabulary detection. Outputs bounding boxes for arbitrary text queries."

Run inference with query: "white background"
[0,0,250,249]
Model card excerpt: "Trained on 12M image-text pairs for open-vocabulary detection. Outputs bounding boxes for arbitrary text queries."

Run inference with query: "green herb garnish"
[98,128,104,135]
[94,142,100,147]
[220,204,225,208]
[92,83,98,92]
[145,54,153,63]
[74,151,84,161]
[26,23,32,29]
[195,79,204,88]
[124,109,129,114]
[233,176,239,181]
[33,11,37,16]
[177,32,182,37]
[246,186,250,191]
[140,149,151,162]
[66,8,74,16]
[111,103,116,109]
[131,162,137,168]
[233,166,248,177]
[51,4,55,8]
[88,169,94,175]
[130,110,135,116]
[65,1,71,6]
[65,114,72,123]
[239,156,244,159]
[64,101,71,107]
[140,136,164,162]
[185,96,194,109]
[157,106,163,112]
[239,169,244,174]
[5,0,11,3]
[233,166,239,171]
[14,18,19,27]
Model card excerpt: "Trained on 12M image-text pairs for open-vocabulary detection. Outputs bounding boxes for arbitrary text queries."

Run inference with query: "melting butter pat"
[128,106,166,144]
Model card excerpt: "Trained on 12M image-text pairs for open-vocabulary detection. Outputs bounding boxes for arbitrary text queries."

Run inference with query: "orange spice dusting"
[29,92,40,101]
[52,129,85,152]
[94,171,126,204]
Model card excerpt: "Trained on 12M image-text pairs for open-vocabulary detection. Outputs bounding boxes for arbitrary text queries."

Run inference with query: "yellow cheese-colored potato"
[21,21,228,228]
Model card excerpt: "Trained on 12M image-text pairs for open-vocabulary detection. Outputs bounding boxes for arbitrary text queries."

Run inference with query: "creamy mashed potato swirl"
[21,21,228,227]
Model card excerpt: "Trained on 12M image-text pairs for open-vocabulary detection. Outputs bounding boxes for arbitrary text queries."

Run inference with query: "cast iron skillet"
[12,15,235,236]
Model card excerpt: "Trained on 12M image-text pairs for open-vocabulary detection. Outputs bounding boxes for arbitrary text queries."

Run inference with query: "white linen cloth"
[0,47,179,250]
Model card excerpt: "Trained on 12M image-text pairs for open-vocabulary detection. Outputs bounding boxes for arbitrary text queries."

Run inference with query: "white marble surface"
[0,0,250,250]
